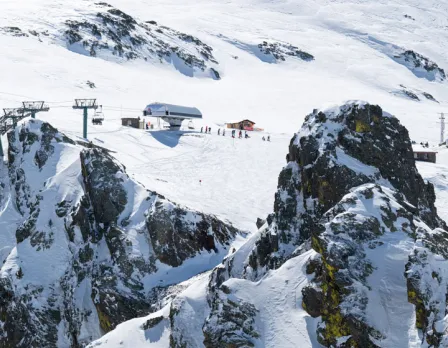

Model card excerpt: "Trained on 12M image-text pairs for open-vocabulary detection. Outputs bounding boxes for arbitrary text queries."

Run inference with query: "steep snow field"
[1,0,448,347]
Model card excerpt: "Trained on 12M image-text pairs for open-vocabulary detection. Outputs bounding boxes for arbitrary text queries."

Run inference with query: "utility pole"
[440,113,445,144]
[22,101,50,119]
[73,99,98,139]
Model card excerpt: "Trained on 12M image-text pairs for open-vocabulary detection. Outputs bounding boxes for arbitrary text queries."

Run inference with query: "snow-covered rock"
[1,2,221,79]
[0,119,242,347]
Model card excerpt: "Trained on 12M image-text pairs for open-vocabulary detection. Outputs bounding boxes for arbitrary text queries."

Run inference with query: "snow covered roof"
[225,119,256,124]
[412,144,437,153]
[144,103,202,118]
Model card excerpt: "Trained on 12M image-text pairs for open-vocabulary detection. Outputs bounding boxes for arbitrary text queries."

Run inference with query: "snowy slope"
[0,0,447,231]
[1,0,448,347]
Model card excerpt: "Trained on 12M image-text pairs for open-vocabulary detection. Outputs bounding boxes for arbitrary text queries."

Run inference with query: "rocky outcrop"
[147,200,238,267]
[393,49,446,82]
[245,102,445,279]
[257,41,314,62]
[284,102,448,346]
[0,120,242,347]
[62,2,220,79]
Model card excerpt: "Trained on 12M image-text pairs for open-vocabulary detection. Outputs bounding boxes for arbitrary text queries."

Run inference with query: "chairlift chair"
[92,105,105,125]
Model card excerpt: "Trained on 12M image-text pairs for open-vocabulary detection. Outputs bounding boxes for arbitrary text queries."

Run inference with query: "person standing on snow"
[218,129,221,135]
[262,136,265,141]
[209,127,212,134]
[223,129,226,136]
[205,126,208,133]
[201,127,203,133]
[267,135,270,142]
[239,130,242,138]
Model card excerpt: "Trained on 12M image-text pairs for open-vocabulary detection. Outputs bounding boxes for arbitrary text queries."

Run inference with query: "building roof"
[226,119,256,124]
[412,144,438,153]
[144,103,202,118]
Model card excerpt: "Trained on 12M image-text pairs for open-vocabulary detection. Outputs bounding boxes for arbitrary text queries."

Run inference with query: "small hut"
[412,144,437,163]
[121,117,144,129]
[226,119,256,130]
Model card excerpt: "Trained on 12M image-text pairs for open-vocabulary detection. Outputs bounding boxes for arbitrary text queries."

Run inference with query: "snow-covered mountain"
[1,0,448,347]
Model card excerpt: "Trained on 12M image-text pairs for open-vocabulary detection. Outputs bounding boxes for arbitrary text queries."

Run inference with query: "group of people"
[201,126,212,134]
[200,126,270,141]
[230,129,250,139]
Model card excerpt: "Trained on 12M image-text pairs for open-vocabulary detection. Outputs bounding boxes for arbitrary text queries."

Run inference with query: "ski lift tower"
[0,108,25,158]
[22,101,50,119]
[3,108,25,129]
[73,99,98,139]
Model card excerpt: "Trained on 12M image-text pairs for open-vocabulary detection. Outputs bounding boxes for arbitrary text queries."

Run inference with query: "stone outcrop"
[62,2,220,79]
[258,41,314,62]
[393,49,446,82]
[0,120,242,347]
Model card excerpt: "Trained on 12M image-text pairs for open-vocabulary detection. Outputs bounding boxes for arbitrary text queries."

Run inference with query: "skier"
[223,129,226,136]
[262,136,266,141]
[201,127,203,133]
[218,129,221,135]
[239,130,242,138]
[232,130,235,138]
[205,126,208,133]
[267,135,270,142]
[245,131,249,139]
[209,127,212,134]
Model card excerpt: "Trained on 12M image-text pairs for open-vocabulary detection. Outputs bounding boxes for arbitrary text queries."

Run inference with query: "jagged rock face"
[1,3,220,79]
[393,49,446,82]
[0,120,242,347]
[257,41,314,62]
[80,148,127,226]
[245,102,445,280]
[303,183,448,347]
[203,292,260,348]
[147,201,238,267]
[63,2,220,79]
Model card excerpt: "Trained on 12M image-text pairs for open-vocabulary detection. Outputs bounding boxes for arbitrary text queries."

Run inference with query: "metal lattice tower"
[0,108,25,158]
[440,113,445,144]
[0,102,50,159]
[22,101,50,119]
[73,99,98,139]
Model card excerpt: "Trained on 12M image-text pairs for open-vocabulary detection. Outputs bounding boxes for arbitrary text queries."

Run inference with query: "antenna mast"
[440,113,445,144]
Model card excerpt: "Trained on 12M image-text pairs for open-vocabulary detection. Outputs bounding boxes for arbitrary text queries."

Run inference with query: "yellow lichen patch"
[325,262,337,281]
[372,115,380,123]
[324,310,351,341]
[407,288,417,302]
[329,287,340,307]
[96,305,112,333]
[355,120,370,133]
[318,180,330,204]
[407,288,427,330]
[311,235,324,254]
